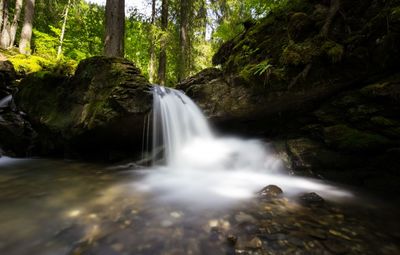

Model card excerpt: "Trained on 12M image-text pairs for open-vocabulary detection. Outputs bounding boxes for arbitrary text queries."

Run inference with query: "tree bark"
[57,0,70,59]
[0,0,9,49]
[0,0,4,31]
[104,0,125,57]
[19,0,35,54]
[9,0,23,47]
[157,0,168,85]
[148,0,156,82]
[178,0,189,82]
[321,0,340,38]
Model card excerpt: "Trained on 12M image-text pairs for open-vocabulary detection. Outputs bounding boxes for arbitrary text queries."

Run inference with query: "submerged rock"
[16,57,152,160]
[257,185,283,198]
[299,192,325,207]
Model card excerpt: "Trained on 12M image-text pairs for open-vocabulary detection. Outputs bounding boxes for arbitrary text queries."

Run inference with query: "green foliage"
[240,59,274,86]
[33,29,59,57]
[253,59,273,76]
[125,14,154,79]
[31,0,104,61]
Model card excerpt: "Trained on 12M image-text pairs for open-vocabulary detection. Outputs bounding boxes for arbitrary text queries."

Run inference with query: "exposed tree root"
[320,0,341,38]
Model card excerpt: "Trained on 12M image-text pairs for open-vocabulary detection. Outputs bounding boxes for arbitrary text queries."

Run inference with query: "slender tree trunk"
[0,0,9,49]
[157,0,168,85]
[178,0,189,82]
[321,0,340,37]
[148,0,156,82]
[9,0,23,47]
[57,0,70,59]
[104,0,125,57]
[19,0,35,54]
[0,0,4,31]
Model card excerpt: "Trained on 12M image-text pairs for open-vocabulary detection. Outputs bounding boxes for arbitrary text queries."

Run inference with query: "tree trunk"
[157,0,168,85]
[104,0,125,57]
[148,0,156,82]
[0,0,9,49]
[57,0,70,59]
[9,0,23,47]
[178,0,189,82]
[19,0,35,54]
[0,0,4,31]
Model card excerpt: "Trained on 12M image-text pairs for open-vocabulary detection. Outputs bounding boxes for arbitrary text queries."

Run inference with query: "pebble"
[111,243,124,252]
[170,211,182,218]
[235,212,257,224]
[247,237,263,249]
[161,220,173,227]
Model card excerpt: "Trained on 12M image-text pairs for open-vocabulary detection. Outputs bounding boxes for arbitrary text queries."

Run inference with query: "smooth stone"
[258,185,283,198]
[247,237,263,249]
[299,192,325,206]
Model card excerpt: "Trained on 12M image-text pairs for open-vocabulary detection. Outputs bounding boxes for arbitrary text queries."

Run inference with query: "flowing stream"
[0,86,399,254]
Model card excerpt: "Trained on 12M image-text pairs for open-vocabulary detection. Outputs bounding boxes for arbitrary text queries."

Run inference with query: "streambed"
[0,157,399,255]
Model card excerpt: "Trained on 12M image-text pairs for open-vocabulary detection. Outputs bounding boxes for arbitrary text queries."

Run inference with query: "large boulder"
[16,57,152,160]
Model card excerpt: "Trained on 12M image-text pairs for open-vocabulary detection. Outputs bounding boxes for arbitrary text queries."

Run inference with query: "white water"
[135,86,352,206]
[0,95,12,108]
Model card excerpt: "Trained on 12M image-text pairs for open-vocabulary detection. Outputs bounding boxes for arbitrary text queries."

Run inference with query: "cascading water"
[136,85,352,205]
[0,95,12,108]
[151,86,213,165]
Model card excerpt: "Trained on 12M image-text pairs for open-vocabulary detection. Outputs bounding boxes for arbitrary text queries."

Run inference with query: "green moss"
[323,124,391,152]
[370,116,398,127]
[390,6,400,22]
[8,54,76,76]
[9,55,45,74]
[322,41,344,63]
[281,40,319,65]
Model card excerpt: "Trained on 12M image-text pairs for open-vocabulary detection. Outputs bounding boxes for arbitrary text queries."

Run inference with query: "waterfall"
[151,85,213,165]
[0,95,12,108]
[136,85,352,205]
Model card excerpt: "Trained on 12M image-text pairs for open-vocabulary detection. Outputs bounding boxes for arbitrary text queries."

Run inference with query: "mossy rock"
[321,41,344,63]
[288,12,314,42]
[323,124,392,152]
[360,75,400,104]
[16,56,152,159]
[281,40,320,66]
[17,72,71,131]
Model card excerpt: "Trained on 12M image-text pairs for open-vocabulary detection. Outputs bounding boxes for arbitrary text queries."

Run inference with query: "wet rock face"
[0,61,35,157]
[177,68,255,121]
[16,57,152,160]
[281,74,400,198]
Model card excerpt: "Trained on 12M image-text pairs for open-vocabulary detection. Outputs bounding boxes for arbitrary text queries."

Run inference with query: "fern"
[253,59,273,76]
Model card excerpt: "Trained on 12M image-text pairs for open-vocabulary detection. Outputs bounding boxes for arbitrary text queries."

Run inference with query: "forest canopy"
[0,0,295,85]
